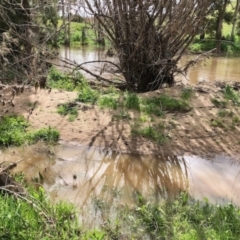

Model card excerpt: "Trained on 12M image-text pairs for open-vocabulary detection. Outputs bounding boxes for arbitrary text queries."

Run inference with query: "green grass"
[124,92,140,110]
[98,96,119,109]
[2,174,240,239]
[0,115,59,146]
[210,118,226,128]
[79,192,240,239]
[0,182,79,239]
[211,98,228,108]
[47,67,85,91]
[77,83,99,104]
[131,122,168,144]
[57,102,79,121]
[181,87,194,101]
[142,95,191,114]
[224,85,240,105]
[217,109,234,117]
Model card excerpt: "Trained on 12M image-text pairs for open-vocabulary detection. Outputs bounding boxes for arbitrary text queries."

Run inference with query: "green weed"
[143,95,191,114]
[48,67,84,91]
[210,118,225,128]
[0,184,79,239]
[181,87,194,101]
[57,102,79,121]
[224,85,240,105]
[211,98,228,108]
[98,96,118,109]
[0,115,59,146]
[112,111,131,120]
[131,122,167,144]
[217,109,234,117]
[77,82,99,103]
[124,92,140,110]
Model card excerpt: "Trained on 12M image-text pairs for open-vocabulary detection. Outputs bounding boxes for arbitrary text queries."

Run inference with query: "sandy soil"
[1,82,240,158]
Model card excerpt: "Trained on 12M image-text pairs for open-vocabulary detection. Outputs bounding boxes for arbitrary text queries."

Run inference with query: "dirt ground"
[1,82,240,159]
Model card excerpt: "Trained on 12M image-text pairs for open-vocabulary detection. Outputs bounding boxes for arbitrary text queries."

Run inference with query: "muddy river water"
[59,46,240,84]
[1,143,240,209]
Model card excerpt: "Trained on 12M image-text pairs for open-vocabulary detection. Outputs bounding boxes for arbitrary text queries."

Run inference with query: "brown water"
[1,142,240,207]
[58,47,240,84]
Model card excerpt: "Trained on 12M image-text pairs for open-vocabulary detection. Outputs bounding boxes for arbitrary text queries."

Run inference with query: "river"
[58,46,240,84]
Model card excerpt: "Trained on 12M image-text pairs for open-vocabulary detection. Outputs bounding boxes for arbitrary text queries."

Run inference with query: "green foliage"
[29,127,60,144]
[0,115,29,146]
[98,96,118,109]
[224,85,240,105]
[77,82,99,103]
[0,186,79,240]
[211,118,225,128]
[112,111,131,120]
[211,98,228,108]
[131,122,168,144]
[89,193,240,239]
[124,92,140,110]
[48,67,84,91]
[57,102,79,121]
[217,109,233,117]
[143,95,191,114]
[0,115,59,146]
[181,87,194,101]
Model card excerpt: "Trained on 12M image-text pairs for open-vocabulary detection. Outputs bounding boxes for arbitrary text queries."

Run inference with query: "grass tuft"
[48,67,84,91]
[0,115,59,146]
[57,102,79,121]
[224,85,240,105]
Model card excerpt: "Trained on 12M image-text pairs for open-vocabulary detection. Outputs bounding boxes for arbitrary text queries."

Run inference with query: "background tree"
[0,0,59,84]
[231,0,240,41]
[84,0,214,92]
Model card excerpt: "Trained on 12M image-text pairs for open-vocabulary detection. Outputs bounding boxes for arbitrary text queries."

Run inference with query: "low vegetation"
[49,69,193,142]
[57,102,79,121]
[48,67,85,91]
[0,115,59,146]
[1,174,240,240]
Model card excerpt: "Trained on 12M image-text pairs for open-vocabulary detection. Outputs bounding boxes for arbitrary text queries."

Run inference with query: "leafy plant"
[57,102,79,121]
[210,118,225,128]
[48,67,84,91]
[124,92,140,110]
[77,82,99,103]
[29,127,60,144]
[181,87,194,101]
[131,122,168,144]
[143,95,191,114]
[211,98,228,108]
[0,115,59,146]
[224,85,240,105]
[0,184,79,239]
[98,96,118,109]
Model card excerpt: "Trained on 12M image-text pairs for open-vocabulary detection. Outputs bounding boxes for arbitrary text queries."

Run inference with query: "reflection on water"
[58,47,240,84]
[178,56,240,84]
[1,143,240,225]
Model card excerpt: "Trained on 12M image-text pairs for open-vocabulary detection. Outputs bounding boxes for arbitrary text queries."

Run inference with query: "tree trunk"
[231,0,240,41]
[215,0,228,53]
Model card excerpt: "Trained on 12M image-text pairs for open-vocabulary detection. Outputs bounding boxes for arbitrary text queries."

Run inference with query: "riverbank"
[2,81,240,159]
